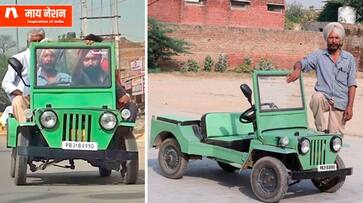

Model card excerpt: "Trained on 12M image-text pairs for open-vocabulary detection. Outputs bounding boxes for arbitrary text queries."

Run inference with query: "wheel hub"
[163,146,179,170]
[258,167,278,192]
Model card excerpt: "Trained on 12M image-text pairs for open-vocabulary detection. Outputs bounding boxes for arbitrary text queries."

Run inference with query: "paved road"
[0,136,145,203]
[148,136,362,203]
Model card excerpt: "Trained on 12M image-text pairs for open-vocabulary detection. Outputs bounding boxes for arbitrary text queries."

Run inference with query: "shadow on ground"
[149,158,321,201]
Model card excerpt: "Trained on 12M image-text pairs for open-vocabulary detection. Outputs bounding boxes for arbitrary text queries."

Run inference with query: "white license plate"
[317,164,337,172]
[62,141,98,151]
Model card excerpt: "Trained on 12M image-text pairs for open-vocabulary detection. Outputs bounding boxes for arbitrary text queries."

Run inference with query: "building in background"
[148,0,285,30]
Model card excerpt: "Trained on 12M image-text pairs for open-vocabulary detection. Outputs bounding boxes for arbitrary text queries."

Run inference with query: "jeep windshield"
[35,48,111,88]
[257,75,304,112]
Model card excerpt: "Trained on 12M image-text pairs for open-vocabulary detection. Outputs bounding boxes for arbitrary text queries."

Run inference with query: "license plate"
[62,141,98,151]
[317,164,337,172]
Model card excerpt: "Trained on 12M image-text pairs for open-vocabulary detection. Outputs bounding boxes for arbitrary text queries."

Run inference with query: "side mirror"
[8,57,30,87]
[240,84,252,106]
[8,57,23,76]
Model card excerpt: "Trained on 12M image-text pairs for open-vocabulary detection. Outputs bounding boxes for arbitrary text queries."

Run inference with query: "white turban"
[323,22,345,41]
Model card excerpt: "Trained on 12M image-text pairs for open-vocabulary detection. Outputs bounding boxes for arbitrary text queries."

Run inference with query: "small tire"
[217,161,239,172]
[120,130,139,184]
[158,138,188,179]
[10,148,16,178]
[251,157,288,203]
[14,132,28,185]
[99,167,112,177]
[311,155,346,193]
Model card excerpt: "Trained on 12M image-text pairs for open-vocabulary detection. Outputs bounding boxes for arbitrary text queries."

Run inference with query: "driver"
[37,49,71,86]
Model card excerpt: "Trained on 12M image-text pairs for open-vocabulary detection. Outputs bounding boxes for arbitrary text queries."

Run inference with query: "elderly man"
[287,22,357,135]
[2,28,45,122]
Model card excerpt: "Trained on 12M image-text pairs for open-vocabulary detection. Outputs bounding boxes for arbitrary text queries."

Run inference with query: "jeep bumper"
[290,168,352,180]
[17,146,138,161]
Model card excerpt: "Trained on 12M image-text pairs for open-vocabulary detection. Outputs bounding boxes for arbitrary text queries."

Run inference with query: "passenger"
[37,49,71,86]
[2,28,45,122]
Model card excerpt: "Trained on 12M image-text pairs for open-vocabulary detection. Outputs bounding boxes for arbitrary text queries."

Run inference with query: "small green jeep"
[7,42,138,185]
[150,70,352,202]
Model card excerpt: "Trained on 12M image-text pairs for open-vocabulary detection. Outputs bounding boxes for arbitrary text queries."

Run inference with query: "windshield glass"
[35,48,111,88]
[257,75,303,111]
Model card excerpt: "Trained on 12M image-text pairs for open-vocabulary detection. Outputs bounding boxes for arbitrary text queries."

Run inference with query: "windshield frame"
[34,46,112,89]
[256,73,305,113]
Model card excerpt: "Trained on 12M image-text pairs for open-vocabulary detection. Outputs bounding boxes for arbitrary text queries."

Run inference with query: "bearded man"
[287,22,357,136]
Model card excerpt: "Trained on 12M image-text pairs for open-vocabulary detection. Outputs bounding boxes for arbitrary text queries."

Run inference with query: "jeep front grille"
[62,113,92,142]
[309,139,327,166]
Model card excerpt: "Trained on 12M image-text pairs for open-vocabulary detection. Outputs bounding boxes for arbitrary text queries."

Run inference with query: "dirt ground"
[149,71,363,137]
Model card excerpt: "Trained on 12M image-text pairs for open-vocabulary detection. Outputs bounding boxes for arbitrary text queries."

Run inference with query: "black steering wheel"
[239,105,256,123]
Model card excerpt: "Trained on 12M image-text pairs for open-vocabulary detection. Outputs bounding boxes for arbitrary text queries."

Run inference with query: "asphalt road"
[148,136,362,203]
[0,136,145,203]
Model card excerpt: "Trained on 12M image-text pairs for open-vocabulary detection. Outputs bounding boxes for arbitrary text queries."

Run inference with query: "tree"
[148,18,190,69]
[286,2,304,23]
[318,0,363,22]
[0,35,16,55]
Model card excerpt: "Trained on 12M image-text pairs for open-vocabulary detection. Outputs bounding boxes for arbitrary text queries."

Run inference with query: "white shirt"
[2,49,30,101]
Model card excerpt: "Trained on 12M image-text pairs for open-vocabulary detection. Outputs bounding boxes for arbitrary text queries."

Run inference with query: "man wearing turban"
[287,22,357,136]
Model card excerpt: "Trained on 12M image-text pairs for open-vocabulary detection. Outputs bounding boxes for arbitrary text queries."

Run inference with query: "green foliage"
[0,35,16,55]
[180,59,200,72]
[255,58,275,71]
[148,18,190,70]
[0,54,10,108]
[214,54,228,72]
[203,55,214,72]
[318,1,343,22]
[286,2,304,23]
[235,57,253,73]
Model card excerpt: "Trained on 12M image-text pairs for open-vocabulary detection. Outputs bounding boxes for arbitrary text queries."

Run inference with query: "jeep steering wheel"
[239,106,256,123]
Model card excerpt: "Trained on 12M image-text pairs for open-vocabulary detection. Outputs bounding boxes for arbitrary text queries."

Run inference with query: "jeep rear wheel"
[311,155,346,193]
[14,132,28,185]
[120,130,138,184]
[158,138,188,179]
[251,157,288,203]
[217,161,239,172]
[10,148,16,178]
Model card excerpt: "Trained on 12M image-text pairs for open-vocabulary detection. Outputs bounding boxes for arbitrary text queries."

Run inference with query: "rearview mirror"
[8,57,23,76]
[240,84,252,106]
[8,57,29,87]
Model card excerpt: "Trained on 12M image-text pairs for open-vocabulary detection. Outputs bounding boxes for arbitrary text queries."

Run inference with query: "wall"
[148,0,285,30]
[165,23,363,71]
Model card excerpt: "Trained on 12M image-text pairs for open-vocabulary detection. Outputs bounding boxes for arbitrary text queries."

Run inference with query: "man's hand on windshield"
[287,69,301,83]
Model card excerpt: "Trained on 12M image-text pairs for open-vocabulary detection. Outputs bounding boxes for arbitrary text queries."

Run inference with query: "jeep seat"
[200,113,254,152]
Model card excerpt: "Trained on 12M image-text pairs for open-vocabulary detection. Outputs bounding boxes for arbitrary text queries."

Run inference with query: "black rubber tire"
[311,155,346,193]
[217,161,239,172]
[98,167,112,177]
[10,148,16,178]
[120,131,138,184]
[14,132,28,185]
[158,138,188,179]
[251,157,288,203]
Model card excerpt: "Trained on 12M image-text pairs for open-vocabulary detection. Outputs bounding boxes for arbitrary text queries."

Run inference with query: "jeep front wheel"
[311,155,346,193]
[251,157,288,203]
[14,132,29,185]
[158,138,188,179]
[120,130,139,184]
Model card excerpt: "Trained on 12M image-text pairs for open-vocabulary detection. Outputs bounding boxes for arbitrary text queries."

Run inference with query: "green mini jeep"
[7,42,138,185]
[150,70,352,202]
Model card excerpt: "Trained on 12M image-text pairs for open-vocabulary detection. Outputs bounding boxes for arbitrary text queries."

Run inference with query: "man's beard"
[327,43,341,52]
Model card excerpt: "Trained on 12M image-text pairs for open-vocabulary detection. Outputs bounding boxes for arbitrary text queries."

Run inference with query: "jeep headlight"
[121,109,131,120]
[100,112,117,130]
[279,136,289,147]
[40,110,57,129]
[330,136,342,152]
[299,138,310,154]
